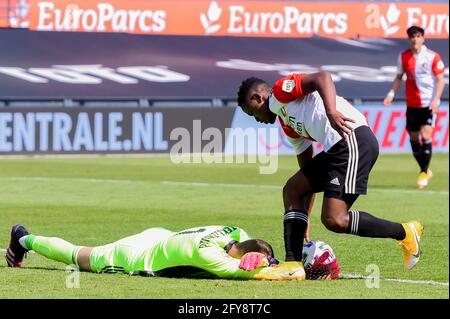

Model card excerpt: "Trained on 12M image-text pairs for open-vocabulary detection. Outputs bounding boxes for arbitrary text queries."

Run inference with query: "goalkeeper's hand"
[239,252,269,271]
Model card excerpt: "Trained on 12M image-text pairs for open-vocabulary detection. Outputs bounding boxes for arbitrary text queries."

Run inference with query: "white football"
[302,240,340,279]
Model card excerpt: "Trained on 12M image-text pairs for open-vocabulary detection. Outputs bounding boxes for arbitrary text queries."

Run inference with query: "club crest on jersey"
[282,80,295,93]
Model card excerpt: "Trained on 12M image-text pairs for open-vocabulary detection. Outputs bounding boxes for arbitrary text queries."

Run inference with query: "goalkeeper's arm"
[195,247,277,280]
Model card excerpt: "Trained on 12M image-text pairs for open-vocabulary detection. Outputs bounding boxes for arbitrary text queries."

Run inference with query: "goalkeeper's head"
[228,239,278,264]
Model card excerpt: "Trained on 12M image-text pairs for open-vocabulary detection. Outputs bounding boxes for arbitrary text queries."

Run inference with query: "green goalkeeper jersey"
[89,225,267,279]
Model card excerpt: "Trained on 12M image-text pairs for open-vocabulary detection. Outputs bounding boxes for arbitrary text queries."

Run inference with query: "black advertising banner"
[0,107,235,154]
[0,29,447,100]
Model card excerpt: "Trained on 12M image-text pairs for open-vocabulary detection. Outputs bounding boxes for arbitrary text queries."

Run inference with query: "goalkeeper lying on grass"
[5,224,339,280]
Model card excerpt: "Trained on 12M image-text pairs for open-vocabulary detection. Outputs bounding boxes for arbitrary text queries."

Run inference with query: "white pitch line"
[0,177,448,195]
[340,273,449,287]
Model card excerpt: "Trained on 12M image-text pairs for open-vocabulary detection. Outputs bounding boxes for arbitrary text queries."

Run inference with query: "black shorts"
[406,107,434,132]
[301,126,379,205]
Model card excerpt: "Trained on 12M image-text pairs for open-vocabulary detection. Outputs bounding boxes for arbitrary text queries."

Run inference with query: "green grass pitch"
[0,153,448,298]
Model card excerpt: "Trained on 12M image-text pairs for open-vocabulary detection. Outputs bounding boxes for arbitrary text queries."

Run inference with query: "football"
[302,240,340,280]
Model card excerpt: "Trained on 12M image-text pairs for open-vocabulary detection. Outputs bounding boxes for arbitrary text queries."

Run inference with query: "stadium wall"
[0,30,448,100]
[0,105,448,155]
[0,5,448,155]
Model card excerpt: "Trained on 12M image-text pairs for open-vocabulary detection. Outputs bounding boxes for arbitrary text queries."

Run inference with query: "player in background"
[4,223,339,280]
[236,71,423,279]
[384,26,446,189]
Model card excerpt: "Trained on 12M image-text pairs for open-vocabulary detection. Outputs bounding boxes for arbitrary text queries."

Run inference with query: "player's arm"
[300,72,354,138]
[296,145,315,242]
[385,54,404,106]
[430,73,445,114]
[384,74,403,106]
[430,54,446,113]
[196,246,271,280]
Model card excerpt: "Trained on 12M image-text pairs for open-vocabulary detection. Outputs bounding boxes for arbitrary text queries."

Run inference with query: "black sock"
[410,139,422,170]
[420,139,432,172]
[346,211,406,240]
[284,210,308,261]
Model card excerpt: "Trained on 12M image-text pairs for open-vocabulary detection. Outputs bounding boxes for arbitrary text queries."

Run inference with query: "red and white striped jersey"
[397,45,445,108]
[269,73,368,155]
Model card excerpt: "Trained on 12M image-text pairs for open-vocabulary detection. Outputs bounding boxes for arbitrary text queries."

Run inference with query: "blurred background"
[0,0,448,155]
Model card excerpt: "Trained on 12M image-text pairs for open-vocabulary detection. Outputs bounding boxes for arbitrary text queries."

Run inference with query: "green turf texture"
[0,154,448,298]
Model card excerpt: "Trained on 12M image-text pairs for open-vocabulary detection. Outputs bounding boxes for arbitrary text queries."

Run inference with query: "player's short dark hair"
[236,77,267,108]
[236,239,275,259]
[407,25,425,37]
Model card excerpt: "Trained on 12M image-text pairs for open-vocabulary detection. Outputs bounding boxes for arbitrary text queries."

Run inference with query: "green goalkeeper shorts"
[89,227,173,274]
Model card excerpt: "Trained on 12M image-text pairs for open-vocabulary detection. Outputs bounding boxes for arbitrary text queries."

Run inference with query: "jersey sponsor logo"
[282,80,295,93]
[198,226,237,248]
[287,115,315,141]
[278,116,301,139]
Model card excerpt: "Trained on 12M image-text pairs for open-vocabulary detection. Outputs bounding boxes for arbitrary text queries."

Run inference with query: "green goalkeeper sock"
[22,234,80,266]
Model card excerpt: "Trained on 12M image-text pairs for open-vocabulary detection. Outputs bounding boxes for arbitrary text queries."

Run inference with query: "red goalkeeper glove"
[239,252,269,271]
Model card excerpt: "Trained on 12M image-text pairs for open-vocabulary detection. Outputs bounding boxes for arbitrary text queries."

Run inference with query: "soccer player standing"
[237,71,423,279]
[384,26,446,189]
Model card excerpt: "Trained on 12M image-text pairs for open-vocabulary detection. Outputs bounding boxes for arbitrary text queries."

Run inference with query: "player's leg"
[408,130,423,171]
[89,228,172,275]
[253,166,314,280]
[5,224,31,267]
[260,153,330,280]
[5,224,86,269]
[407,107,434,188]
[321,196,405,239]
[76,247,93,271]
[321,195,423,269]
[282,170,315,262]
[406,107,424,170]
[417,122,434,188]
[322,126,423,269]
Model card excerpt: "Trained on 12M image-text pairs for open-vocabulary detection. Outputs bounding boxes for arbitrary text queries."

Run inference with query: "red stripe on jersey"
[432,52,445,76]
[278,116,301,138]
[402,50,422,108]
[272,73,305,104]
